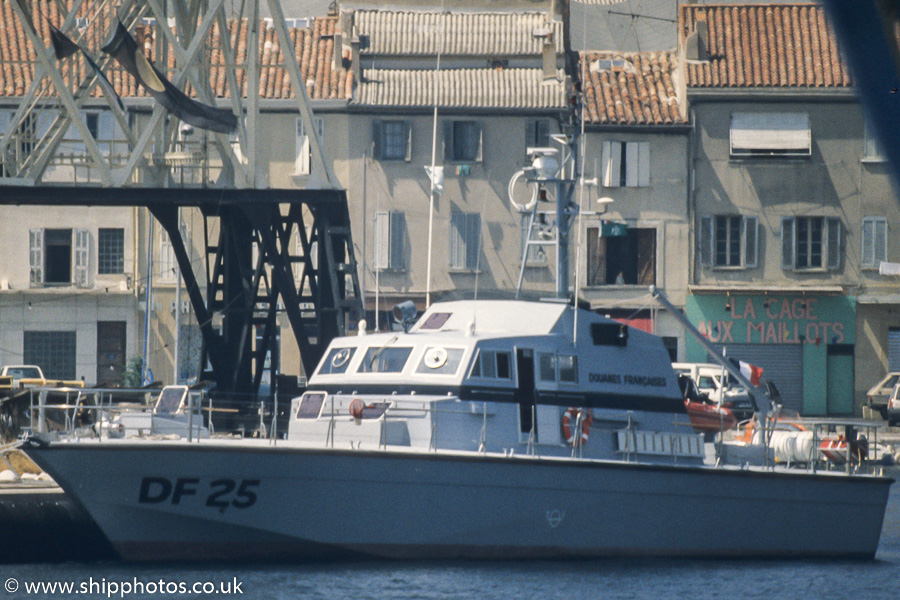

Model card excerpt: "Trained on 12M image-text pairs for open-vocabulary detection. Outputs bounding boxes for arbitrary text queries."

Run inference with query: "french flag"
[739,361,763,386]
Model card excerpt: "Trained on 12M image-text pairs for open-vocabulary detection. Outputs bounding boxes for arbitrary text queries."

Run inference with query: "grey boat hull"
[25,441,893,562]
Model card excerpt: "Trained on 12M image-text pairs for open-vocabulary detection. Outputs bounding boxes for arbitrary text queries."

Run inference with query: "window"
[730,112,810,157]
[558,355,577,383]
[415,347,465,374]
[699,215,758,268]
[374,211,406,270]
[862,217,888,269]
[359,347,413,373]
[373,120,411,161]
[159,229,176,282]
[450,212,481,270]
[586,226,655,285]
[469,350,511,379]
[295,116,325,175]
[538,353,556,381]
[443,120,482,163]
[30,228,91,287]
[318,347,356,375]
[296,393,325,419]
[781,216,841,271]
[23,330,76,379]
[526,120,550,151]
[98,228,124,274]
[864,121,886,162]
[600,141,649,187]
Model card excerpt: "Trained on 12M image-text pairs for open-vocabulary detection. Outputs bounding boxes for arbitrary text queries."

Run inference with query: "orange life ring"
[348,398,365,420]
[561,407,593,447]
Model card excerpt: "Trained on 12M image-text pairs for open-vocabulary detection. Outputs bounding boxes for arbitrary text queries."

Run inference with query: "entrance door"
[826,344,854,415]
[516,348,535,440]
[97,321,126,386]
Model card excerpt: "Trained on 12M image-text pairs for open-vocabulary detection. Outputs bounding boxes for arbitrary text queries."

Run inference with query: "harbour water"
[5,475,900,600]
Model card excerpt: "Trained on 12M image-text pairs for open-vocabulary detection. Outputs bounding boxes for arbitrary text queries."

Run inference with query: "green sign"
[600,221,627,237]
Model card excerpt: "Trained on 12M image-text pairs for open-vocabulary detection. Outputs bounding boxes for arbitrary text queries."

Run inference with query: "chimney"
[685,16,709,63]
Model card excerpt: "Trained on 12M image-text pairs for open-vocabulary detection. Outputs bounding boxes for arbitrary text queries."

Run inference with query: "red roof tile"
[681,3,851,89]
[0,0,351,100]
[579,51,685,126]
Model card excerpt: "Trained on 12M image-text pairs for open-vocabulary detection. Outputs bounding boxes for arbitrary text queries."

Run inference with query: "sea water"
[6,476,900,600]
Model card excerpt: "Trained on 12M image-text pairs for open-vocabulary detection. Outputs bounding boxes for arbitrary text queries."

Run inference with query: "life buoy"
[348,398,365,420]
[561,407,593,447]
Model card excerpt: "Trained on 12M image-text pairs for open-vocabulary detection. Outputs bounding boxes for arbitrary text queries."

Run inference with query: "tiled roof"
[0,0,351,100]
[355,68,566,109]
[351,10,564,56]
[681,3,851,89]
[580,51,684,126]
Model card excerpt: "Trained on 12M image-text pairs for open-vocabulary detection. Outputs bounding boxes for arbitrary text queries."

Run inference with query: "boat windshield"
[319,347,356,375]
[359,347,413,373]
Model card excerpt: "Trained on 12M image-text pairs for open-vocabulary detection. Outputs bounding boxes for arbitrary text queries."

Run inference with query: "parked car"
[886,384,900,427]
[671,362,755,422]
[866,372,900,419]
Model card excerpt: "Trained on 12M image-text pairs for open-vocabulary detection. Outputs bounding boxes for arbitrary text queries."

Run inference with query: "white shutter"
[743,216,758,268]
[781,217,795,269]
[374,211,389,270]
[295,118,310,175]
[601,141,622,187]
[624,142,639,187]
[637,142,650,187]
[875,218,888,265]
[74,228,90,288]
[29,228,43,286]
[862,218,875,268]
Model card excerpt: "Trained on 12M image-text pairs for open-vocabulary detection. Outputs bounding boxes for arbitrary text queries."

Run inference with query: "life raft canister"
[561,407,593,447]
[348,398,365,420]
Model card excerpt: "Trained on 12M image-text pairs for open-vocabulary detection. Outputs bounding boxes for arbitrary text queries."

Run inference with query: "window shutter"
[389,212,405,270]
[826,217,841,270]
[699,217,712,267]
[537,120,550,147]
[781,217,795,269]
[525,121,536,151]
[443,121,453,162]
[601,141,622,187]
[624,142,639,187]
[449,212,464,269]
[0,110,9,135]
[295,118,310,175]
[374,211,389,270]
[475,122,483,163]
[404,122,412,162]
[372,120,382,160]
[466,213,481,270]
[875,218,887,265]
[29,228,43,286]
[99,112,115,155]
[743,216,758,268]
[74,228,90,288]
[862,218,875,268]
[637,142,650,186]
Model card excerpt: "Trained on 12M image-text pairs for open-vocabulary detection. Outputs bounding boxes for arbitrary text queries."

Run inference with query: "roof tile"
[0,0,352,101]
[681,3,851,88]
[579,51,685,126]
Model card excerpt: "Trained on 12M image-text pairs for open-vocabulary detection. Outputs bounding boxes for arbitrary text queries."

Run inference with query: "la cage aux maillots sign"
[686,294,855,346]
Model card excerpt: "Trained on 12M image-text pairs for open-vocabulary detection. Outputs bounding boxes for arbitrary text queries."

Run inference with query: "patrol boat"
[23,297,893,561]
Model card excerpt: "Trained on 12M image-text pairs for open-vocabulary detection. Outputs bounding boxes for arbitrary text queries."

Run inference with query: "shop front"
[684,289,856,416]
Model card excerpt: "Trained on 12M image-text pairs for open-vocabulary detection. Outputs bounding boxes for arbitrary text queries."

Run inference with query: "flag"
[49,25,79,59]
[739,361,763,386]
[101,22,237,134]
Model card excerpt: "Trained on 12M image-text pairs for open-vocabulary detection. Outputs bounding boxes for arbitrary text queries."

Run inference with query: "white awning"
[731,112,810,154]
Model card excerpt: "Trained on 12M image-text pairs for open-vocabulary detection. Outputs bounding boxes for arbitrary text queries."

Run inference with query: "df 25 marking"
[138,477,260,512]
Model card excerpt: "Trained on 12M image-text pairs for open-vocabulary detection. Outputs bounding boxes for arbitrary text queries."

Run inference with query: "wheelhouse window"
[699,215,758,269]
[359,347,413,373]
[469,350,511,379]
[415,347,465,375]
[781,216,841,271]
[537,353,577,383]
[318,347,356,375]
[296,393,325,419]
